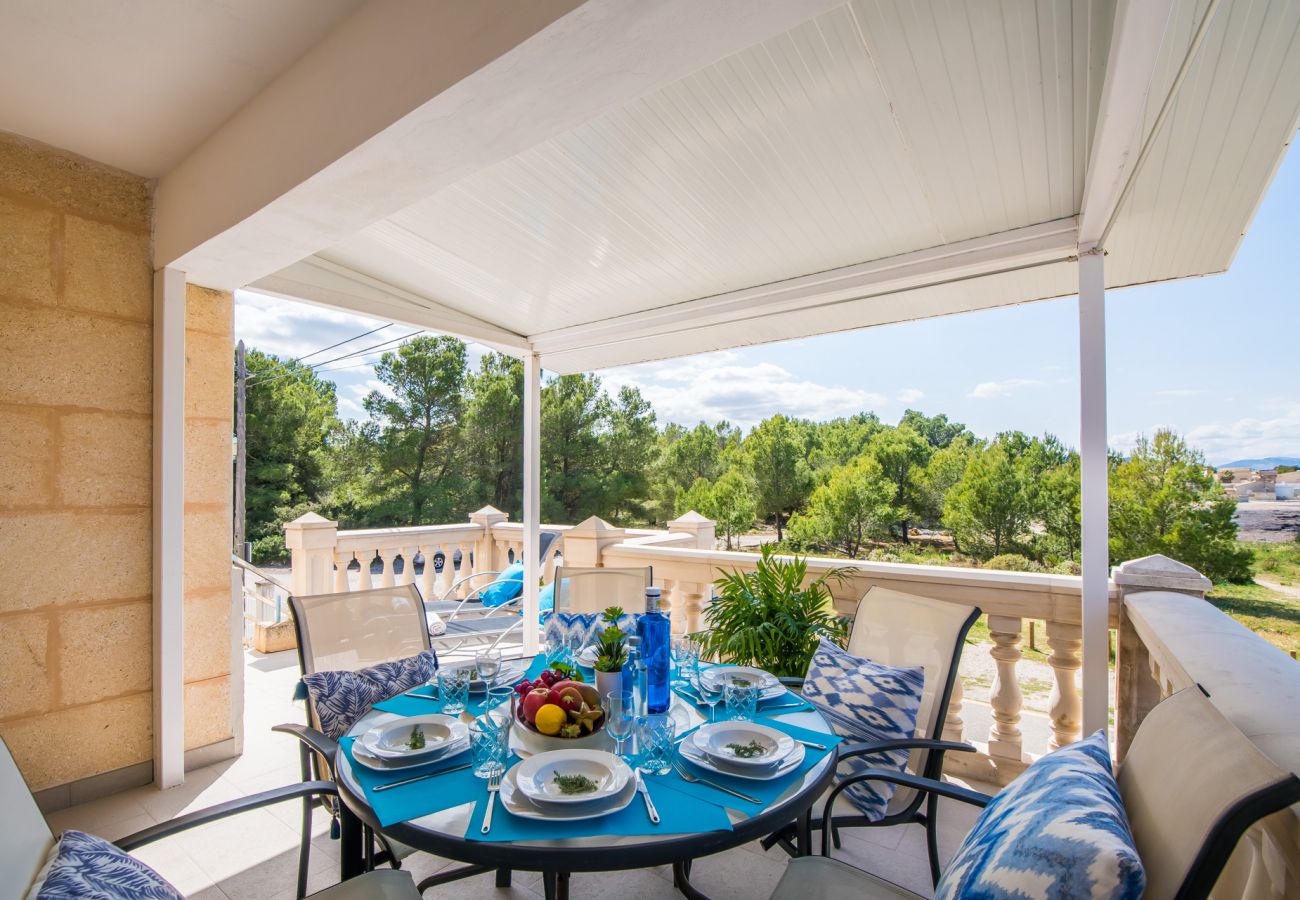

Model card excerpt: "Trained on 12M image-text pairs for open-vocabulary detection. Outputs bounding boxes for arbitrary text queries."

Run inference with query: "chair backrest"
[0,739,55,900]
[289,584,431,676]
[1118,687,1300,900]
[553,566,652,615]
[846,586,979,813]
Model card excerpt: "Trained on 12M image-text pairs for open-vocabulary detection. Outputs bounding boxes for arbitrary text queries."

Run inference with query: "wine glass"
[474,648,502,685]
[604,691,635,761]
[671,637,699,680]
[692,667,723,722]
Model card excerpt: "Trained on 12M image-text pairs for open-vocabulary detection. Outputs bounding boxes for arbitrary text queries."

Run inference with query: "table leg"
[338,806,365,880]
[673,861,710,900]
[495,867,512,887]
[797,808,812,857]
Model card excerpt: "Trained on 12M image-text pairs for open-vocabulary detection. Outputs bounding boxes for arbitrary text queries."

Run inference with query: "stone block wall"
[0,131,236,798]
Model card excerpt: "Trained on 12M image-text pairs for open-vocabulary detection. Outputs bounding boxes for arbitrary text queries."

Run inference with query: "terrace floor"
[44,648,989,899]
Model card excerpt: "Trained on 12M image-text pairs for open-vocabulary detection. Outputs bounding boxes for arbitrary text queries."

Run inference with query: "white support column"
[1078,251,1109,737]
[521,352,542,656]
[152,268,186,788]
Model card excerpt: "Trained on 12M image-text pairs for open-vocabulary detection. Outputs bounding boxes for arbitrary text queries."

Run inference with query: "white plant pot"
[594,669,623,700]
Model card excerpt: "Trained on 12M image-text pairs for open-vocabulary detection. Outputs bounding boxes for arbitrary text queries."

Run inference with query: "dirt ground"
[1234,500,1300,542]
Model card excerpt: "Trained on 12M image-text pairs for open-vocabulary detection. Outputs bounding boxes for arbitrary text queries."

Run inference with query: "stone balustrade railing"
[1114,556,1299,900]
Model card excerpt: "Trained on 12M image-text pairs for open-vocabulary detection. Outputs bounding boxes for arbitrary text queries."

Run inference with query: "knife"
[373,762,471,792]
[635,770,660,824]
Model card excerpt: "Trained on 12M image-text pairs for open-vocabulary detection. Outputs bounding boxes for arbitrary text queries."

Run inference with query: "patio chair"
[767,687,1300,900]
[0,737,419,899]
[279,584,488,896]
[423,529,561,619]
[552,564,653,614]
[763,586,980,884]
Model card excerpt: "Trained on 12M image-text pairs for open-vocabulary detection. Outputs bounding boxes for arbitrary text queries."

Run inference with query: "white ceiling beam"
[1077,0,1177,251]
[155,0,844,291]
[530,218,1079,357]
[250,258,531,356]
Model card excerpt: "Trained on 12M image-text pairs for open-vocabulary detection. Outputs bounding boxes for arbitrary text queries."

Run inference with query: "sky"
[235,141,1300,466]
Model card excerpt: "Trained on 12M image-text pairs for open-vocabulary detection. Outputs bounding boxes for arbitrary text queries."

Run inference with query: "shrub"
[984,553,1037,572]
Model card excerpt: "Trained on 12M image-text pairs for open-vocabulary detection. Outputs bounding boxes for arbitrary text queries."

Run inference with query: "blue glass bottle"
[622,635,646,715]
[640,587,671,714]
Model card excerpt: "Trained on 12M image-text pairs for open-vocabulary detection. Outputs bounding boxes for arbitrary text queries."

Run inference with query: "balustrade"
[1045,620,1083,749]
[986,615,1024,763]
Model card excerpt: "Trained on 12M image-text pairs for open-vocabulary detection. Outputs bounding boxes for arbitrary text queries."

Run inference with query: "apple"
[521,686,552,724]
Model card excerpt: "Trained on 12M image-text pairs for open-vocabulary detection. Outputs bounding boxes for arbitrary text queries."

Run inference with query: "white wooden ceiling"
[270,0,1300,373]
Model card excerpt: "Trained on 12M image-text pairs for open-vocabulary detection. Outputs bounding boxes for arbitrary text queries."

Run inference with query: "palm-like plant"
[694,546,851,678]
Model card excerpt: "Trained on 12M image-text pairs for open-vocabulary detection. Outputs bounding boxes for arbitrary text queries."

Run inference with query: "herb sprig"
[552,773,598,794]
[725,740,767,759]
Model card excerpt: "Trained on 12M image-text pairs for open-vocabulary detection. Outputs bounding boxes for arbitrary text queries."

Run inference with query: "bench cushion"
[33,831,182,900]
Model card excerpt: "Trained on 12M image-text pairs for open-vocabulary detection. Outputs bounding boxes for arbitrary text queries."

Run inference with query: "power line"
[246,330,425,388]
[292,322,393,363]
[303,329,424,370]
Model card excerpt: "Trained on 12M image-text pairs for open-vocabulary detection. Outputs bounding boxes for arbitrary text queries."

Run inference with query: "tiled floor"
[45,649,988,899]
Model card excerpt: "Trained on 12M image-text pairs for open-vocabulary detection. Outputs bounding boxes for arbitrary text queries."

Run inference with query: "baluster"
[942,675,965,743]
[660,579,677,624]
[494,538,510,569]
[543,545,559,584]
[434,544,452,598]
[333,552,350,593]
[1046,620,1084,749]
[454,544,471,598]
[678,584,706,635]
[377,548,395,588]
[399,545,417,586]
[357,553,374,590]
[419,544,437,599]
[987,615,1024,762]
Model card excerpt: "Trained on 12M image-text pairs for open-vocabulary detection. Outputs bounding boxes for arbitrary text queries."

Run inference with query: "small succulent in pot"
[593,606,629,672]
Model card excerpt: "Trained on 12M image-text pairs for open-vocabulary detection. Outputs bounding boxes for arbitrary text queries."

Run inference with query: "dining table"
[331,657,841,900]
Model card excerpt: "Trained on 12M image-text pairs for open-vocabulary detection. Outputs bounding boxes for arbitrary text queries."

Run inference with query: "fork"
[672,761,761,804]
[481,770,502,834]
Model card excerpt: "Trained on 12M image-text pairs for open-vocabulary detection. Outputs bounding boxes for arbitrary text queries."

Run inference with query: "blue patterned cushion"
[935,730,1145,900]
[35,830,182,899]
[543,612,640,649]
[800,638,924,820]
[302,651,436,739]
[480,562,524,607]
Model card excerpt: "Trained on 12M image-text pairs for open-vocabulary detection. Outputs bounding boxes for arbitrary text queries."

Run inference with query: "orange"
[534,703,567,736]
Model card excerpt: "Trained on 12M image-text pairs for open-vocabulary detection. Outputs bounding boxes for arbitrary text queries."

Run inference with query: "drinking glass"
[692,667,723,722]
[635,714,676,775]
[671,637,699,680]
[723,679,759,721]
[483,685,512,719]
[438,666,470,715]
[468,719,509,778]
[474,649,502,685]
[604,692,635,761]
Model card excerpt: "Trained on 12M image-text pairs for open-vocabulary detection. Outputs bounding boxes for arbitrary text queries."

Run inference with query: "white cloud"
[235,290,394,360]
[968,378,1043,399]
[602,351,885,430]
[1184,407,1300,462]
[897,388,925,404]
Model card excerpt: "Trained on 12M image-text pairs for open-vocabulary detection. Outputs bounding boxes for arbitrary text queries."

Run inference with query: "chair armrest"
[778,677,805,690]
[272,722,338,759]
[838,738,977,760]
[439,571,503,603]
[827,768,993,810]
[115,781,336,851]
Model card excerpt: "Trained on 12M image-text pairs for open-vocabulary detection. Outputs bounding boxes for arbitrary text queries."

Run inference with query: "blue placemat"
[339,736,509,827]
[466,767,733,842]
[656,717,842,812]
[674,667,813,715]
[372,655,550,717]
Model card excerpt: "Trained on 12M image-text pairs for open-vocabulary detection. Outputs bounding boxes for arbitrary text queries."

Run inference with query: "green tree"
[603,386,657,521]
[1039,453,1081,561]
[868,425,932,542]
[652,421,736,521]
[1109,430,1251,581]
[944,436,1033,557]
[745,415,814,541]
[913,435,976,526]
[464,353,522,515]
[810,413,882,473]
[242,349,339,559]
[541,374,610,521]
[899,409,971,449]
[788,456,897,557]
[676,468,757,550]
[364,335,468,523]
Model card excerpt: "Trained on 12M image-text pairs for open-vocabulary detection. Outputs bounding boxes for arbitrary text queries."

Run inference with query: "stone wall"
[0,132,236,798]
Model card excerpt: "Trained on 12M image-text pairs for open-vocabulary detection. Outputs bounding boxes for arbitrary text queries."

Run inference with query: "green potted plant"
[592,606,629,698]
[694,545,851,681]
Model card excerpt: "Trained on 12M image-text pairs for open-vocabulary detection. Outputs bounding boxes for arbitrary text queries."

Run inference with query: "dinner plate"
[697,721,795,769]
[515,749,631,805]
[682,729,805,781]
[499,761,637,822]
[351,735,469,771]
[468,663,527,694]
[575,646,600,668]
[365,714,468,759]
[699,666,779,692]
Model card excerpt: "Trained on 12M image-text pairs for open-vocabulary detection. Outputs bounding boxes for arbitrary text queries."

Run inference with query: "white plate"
[576,646,600,668]
[700,666,779,692]
[469,663,527,693]
[683,730,805,781]
[351,735,469,771]
[515,749,631,805]
[499,761,637,822]
[698,721,795,769]
[366,714,468,759]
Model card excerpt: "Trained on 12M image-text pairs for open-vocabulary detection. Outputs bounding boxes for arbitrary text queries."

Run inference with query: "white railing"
[233,556,291,645]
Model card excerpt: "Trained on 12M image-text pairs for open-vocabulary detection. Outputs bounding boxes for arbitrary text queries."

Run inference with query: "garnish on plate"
[552,773,598,794]
[726,739,767,759]
[408,725,426,750]
[730,677,753,688]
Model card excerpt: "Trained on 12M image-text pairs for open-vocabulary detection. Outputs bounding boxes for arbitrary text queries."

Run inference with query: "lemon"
[534,703,567,736]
